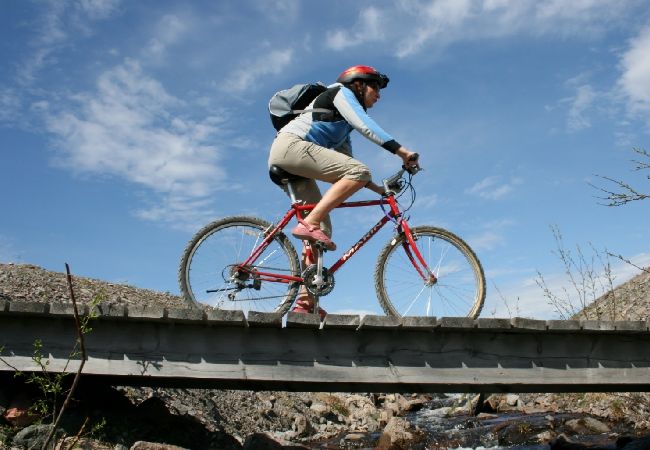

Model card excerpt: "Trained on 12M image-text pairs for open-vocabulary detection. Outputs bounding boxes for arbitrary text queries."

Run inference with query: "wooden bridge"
[1,299,649,393]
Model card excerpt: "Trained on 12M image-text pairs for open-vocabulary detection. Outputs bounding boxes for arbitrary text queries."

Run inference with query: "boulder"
[375,417,414,450]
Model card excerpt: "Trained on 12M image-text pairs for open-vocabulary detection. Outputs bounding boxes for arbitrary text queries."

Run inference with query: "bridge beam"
[1,301,649,393]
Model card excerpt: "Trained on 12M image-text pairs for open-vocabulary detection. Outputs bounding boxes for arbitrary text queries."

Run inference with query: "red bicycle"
[178,163,486,318]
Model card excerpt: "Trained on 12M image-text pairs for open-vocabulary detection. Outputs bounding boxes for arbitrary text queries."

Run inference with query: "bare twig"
[607,252,650,275]
[591,147,649,206]
[42,263,87,450]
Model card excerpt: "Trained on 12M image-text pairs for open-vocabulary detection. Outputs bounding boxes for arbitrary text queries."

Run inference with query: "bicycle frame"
[239,193,436,287]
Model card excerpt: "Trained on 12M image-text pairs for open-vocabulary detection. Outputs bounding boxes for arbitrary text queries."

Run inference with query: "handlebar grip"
[403,153,421,175]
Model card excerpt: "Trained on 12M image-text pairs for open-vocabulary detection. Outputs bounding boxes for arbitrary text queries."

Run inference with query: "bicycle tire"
[374,226,485,318]
[178,216,301,314]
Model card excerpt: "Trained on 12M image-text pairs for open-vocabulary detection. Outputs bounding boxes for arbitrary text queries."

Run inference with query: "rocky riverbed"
[2,263,650,449]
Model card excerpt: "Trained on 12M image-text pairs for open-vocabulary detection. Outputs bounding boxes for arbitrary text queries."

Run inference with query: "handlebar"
[382,153,421,195]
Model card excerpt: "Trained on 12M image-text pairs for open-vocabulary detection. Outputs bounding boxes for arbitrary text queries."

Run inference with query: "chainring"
[302,264,335,296]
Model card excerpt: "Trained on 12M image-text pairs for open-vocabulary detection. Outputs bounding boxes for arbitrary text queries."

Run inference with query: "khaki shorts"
[268,132,372,237]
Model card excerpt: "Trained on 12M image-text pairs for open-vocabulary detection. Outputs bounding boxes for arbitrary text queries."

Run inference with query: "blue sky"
[1,0,649,319]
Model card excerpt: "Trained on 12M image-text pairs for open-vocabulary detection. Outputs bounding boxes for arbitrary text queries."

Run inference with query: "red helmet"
[337,65,389,89]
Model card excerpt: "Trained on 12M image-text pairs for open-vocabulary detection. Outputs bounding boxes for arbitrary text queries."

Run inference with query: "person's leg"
[269,134,371,249]
[303,178,365,228]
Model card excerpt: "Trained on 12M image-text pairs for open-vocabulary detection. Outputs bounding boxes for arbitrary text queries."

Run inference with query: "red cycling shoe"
[291,221,336,251]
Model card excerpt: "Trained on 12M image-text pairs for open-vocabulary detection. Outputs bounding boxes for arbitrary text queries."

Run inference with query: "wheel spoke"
[376,227,485,318]
[179,217,300,315]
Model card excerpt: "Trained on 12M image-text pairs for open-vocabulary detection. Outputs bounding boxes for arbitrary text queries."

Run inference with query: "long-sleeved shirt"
[280,83,401,154]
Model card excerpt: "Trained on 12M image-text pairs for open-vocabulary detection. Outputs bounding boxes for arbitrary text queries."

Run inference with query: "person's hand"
[396,147,420,173]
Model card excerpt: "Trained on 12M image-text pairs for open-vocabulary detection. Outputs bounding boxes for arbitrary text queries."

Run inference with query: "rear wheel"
[178,216,300,314]
[374,226,485,318]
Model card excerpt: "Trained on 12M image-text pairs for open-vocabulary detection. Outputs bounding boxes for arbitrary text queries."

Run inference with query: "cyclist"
[268,65,419,315]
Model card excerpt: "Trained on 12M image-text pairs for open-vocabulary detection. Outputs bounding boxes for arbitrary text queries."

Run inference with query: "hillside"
[579,267,650,320]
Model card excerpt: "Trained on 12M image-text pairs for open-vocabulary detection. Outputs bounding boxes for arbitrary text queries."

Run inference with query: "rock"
[130,442,189,450]
[292,414,313,437]
[536,430,556,443]
[565,417,610,434]
[375,417,414,450]
[12,424,63,450]
[343,433,366,441]
[309,402,329,415]
[549,434,596,449]
[242,432,309,450]
[506,394,520,406]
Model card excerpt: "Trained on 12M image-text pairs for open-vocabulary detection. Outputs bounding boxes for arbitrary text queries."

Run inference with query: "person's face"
[362,81,381,108]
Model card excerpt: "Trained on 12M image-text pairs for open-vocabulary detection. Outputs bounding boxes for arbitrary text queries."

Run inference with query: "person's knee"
[344,162,371,183]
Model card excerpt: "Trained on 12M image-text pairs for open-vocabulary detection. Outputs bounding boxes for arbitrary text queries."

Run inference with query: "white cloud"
[223,48,294,93]
[143,14,189,63]
[466,175,523,200]
[325,7,386,50]
[468,219,514,251]
[77,0,121,20]
[567,84,597,131]
[325,0,638,58]
[44,59,227,229]
[17,0,122,85]
[618,26,650,119]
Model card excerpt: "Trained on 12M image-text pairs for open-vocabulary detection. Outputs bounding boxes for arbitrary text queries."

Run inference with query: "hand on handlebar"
[397,147,420,175]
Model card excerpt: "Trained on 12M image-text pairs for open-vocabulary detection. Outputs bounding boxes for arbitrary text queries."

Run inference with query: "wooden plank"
[438,317,476,329]
[125,305,165,320]
[614,321,648,332]
[322,314,360,329]
[8,301,48,315]
[247,311,283,328]
[400,316,437,330]
[546,320,580,331]
[581,320,616,331]
[93,303,126,318]
[166,307,205,322]
[286,311,321,328]
[477,318,512,329]
[359,315,400,329]
[511,317,547,331]
[205,309,247,326]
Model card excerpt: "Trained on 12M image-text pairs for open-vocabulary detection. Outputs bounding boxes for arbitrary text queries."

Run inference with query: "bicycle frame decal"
[329,215,391,274]
[237,194,434,285]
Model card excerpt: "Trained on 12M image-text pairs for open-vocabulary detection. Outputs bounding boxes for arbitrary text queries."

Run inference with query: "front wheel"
[178,216,301,314]
[374,226,485,318]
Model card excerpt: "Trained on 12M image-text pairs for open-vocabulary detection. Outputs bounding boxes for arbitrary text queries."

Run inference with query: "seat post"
[286,181,299,204]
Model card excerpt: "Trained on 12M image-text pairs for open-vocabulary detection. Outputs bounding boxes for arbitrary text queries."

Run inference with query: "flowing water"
[406,394,627,450]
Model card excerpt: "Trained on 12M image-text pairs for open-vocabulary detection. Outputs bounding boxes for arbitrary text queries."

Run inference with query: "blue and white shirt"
[280,83,401,154]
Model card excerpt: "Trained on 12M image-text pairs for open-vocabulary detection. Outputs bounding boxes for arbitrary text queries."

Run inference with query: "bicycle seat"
[269,165,307,186]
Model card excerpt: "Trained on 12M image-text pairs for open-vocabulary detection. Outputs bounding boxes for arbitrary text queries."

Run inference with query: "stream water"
[405,394,630,450]
[315,394,639,449]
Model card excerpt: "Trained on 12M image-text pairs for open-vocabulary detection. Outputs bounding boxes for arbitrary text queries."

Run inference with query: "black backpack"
[268,82,331,131]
